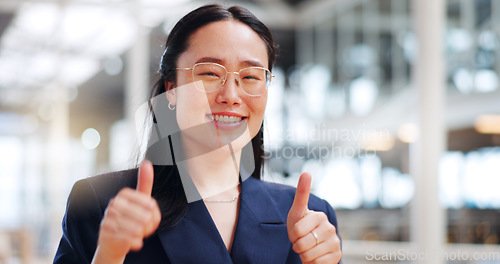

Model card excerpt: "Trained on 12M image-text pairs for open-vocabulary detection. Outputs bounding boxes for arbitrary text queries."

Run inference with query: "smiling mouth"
[207,114,246,123]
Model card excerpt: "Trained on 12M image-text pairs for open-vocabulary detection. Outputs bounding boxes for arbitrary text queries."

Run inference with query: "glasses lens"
[192,63,225,92]
[239,68,270,96]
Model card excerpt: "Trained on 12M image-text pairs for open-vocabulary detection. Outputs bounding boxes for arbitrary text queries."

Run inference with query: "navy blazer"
[54,167,341,263]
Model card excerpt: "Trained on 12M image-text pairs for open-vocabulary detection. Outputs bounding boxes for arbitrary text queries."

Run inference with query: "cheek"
[248,97,267,128]
[255,96,268,116]
[175,87,211,129]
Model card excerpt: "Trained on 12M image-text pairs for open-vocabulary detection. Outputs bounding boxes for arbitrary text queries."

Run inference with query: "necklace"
[203,191,240,203]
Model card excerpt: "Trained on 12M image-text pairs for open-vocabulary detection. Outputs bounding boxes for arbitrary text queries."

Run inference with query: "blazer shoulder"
[70,168,139,212]
[54,169,138,264]
[85,168,139,188]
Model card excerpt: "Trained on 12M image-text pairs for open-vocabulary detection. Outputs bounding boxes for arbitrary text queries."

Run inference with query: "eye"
[240,69,266,82]
[198,71,220,78]
[242,75,260,81]
[194,65,225,79]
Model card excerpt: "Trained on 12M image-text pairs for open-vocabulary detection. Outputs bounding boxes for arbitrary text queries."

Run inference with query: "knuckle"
[100,220,113,231]
[292,243,299,253]
[326,224,336,234]
[309,259,320,264]
[110,197,126,210]
[332,234,341,246]
[317,212,328,221]
[133,225,143,237]
[289,228,299,240]
[153,199,161,210]
[100,220,118,235]
[107,198,118,209]
[324,235,335,246]
[142,211,154,224]
[105,206,119,218]
[130,239,143,251]
[154,209,162,223]
[288,231,298,243]
[326,237,342,256]
[118,188,132,196]
[146,197,157,208]
[294,224,307,238]
[293,240,305,253]
[300,251,313,263]
[144,222,154,236]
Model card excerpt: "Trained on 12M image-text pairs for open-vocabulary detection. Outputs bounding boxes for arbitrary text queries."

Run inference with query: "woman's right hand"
[92,160,161,264]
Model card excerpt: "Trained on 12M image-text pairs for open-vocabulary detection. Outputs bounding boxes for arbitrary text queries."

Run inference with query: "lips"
[208,114,243,123]
[206,112,247,130]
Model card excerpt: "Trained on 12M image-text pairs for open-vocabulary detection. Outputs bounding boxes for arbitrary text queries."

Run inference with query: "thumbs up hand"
[287,172,342,264]
[93,160,161,264]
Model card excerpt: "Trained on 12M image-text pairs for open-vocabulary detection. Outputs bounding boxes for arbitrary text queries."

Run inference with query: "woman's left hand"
[287,172,342,264]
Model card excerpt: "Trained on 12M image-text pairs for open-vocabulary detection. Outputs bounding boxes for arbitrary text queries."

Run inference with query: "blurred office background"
[0,0,499,263]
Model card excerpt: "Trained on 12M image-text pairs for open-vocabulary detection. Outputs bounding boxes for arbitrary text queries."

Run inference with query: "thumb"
[288,172,311,226]
[137,160,154,195]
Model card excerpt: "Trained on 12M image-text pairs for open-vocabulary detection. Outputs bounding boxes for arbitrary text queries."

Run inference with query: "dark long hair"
[147,4,277,230]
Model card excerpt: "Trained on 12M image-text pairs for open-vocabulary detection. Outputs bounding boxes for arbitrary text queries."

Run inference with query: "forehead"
[179,20,269,68]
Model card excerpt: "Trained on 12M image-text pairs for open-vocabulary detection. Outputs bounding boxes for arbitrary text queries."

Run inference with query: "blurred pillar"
[362,0,379,82]
[125,4,150,167]
[460,0,475,91]
[296,27,314,67]
[390,0,408,93]
[46,2,71,259]
[493,0,500,75]
[47,82,69,263]
[410,0,446,263]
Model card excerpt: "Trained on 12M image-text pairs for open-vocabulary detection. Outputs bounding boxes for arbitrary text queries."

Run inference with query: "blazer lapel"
[157,177,293,263]
[157,200,232,263]
[230,177,292,264]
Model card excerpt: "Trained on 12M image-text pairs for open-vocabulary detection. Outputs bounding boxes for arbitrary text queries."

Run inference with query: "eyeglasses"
[176,62,274,96]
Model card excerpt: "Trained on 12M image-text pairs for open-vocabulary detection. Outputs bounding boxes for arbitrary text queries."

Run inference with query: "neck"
[180,139,242,199]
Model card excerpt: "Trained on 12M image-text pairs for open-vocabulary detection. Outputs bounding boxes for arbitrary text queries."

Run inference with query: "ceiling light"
[349,77,378,116]
[13,4,60,38]
[452,68,473,94]
[361,130,395,151]
[61,5,107,50]
[474,70,498,93]
[28,53,59,82]
[58,56,100,85]
[398,123,419,143]
[85,10,137,56]
[475,115,500,134]
[447,28,472,52]
[103,56,123,76]
[82,128,101,150]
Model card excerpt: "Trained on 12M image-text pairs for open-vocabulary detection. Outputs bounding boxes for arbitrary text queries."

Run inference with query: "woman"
[54,4,342,264]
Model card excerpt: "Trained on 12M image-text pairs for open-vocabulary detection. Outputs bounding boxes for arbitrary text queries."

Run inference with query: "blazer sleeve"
[54,179,104,264]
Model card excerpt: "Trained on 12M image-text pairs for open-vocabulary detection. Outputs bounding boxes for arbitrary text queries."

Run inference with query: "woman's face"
[166,20,269,157]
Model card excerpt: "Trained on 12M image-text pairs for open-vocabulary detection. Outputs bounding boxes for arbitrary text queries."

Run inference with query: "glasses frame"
[176,62,275,97]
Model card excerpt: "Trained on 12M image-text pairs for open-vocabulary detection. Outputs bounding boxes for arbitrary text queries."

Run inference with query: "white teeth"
[209,114,243,123]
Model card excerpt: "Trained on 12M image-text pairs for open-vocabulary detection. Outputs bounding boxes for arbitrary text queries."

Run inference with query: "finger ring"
[311,230,319,245]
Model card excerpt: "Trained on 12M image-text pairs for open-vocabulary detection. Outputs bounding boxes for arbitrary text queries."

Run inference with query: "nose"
[215,72,242,105]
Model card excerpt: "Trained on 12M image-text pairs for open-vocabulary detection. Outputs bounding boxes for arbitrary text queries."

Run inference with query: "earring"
[168,102,176,110]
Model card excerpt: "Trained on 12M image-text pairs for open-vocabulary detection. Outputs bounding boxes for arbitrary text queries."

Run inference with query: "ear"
[165,81,176,106]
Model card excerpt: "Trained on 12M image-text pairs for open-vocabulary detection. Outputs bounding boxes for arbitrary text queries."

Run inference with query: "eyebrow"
[195,57,265,68]
[242,60,265,68]
[195,57,223,64]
